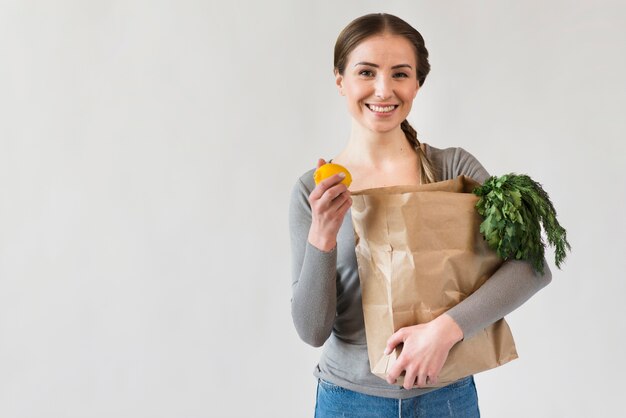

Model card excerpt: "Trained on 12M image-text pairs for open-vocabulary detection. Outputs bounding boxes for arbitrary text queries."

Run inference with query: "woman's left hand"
[384,313,464,389]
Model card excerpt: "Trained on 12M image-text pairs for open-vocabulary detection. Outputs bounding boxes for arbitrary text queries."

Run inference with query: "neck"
[335,120,414,169]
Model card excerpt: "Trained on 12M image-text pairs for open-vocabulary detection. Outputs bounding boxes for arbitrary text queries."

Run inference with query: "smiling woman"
[331,15,438,189]
[336,36,419,129]
[288,12,552,418]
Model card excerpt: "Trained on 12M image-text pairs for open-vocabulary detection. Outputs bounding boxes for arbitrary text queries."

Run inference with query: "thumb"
[317,158,327,168]
[384,329,405,355]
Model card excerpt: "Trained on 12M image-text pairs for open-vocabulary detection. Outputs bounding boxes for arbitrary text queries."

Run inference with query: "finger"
[384,329,406,355]
[416,371,428,388]
[334,194,352,214]
[320,173,347,191]
[326,186,350,207]
[428,374,438,386]
[309,174,346,201]
[317,182,348,205]
[386,367,400,385]
[403,370,417,390]
[386,356,405,385]
[317,158,327,169]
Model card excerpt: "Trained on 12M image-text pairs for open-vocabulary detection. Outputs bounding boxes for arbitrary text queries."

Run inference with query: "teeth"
[368,104,396,112]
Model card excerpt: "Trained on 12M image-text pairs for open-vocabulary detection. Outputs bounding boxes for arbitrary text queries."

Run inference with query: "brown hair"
[334,13,438,183]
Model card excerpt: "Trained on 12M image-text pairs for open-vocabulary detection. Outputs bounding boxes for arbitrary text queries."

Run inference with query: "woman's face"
[335,34,420,134]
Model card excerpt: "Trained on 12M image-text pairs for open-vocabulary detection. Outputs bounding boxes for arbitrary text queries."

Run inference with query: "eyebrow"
[353,61,413,70]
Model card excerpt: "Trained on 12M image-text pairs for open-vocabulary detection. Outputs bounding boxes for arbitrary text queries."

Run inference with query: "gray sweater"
[288,143,552,399]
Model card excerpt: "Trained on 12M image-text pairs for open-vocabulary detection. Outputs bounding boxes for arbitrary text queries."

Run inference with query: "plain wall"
[1,1,625,417]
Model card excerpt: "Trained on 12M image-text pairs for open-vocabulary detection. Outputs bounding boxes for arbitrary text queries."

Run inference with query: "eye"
[358,70,374,77]
[393,72,409,78]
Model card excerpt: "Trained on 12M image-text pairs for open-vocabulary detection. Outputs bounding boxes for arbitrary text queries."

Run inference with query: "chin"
[367,121,403,134]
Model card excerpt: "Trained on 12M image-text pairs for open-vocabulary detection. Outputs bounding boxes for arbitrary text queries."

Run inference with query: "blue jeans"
[314,375,480,418]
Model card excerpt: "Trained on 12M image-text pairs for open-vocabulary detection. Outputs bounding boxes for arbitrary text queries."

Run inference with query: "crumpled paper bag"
[350,175,518,388]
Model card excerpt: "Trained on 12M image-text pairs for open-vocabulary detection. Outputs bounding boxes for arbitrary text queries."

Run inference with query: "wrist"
[436,313,464,346]
[308,229,336,252]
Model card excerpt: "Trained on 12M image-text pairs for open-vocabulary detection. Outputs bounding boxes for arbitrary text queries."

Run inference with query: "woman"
[289,13,552,417]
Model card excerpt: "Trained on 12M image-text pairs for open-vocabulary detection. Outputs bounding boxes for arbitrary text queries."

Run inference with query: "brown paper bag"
[350,175,518,388]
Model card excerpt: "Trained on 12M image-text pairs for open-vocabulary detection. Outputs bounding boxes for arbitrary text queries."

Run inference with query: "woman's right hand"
[307,158,352,252]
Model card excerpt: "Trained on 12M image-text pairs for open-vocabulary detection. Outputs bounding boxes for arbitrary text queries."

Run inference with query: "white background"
[1,1,625,417]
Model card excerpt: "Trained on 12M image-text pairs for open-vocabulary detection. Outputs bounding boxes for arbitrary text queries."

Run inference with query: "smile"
[366,104,399,113]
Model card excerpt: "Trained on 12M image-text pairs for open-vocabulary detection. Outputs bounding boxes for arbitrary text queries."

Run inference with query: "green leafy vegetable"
[473,174,571,274]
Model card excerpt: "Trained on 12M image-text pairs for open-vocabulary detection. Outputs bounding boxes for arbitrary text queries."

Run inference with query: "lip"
[365,103,399,117]
[365,103,399,107]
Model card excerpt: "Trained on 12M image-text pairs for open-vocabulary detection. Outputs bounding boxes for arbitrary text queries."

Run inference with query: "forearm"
[445,258,552,340]
[291,241,338,347]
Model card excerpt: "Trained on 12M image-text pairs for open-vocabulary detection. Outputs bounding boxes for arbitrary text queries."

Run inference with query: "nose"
[374,75,392,100]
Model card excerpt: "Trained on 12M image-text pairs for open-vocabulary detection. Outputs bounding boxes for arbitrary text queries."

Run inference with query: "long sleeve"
[432,146,553,339]
[446,258,552,339]
[287,145,555,399]
[288,176,338,347]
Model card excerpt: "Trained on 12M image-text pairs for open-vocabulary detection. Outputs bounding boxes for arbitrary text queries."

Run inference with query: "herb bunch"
[473,174,571,274]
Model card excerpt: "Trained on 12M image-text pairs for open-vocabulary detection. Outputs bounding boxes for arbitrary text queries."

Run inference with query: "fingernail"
[383,348,390,355]
[338,172,346,178]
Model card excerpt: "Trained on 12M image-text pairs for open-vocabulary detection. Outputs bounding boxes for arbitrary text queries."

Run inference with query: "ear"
[334,69,345,96]
[413,83,420,98]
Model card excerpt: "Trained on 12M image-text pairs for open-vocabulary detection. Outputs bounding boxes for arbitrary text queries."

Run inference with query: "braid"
[400,120,438,184]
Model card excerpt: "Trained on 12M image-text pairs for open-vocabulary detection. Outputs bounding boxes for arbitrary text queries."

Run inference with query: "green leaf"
[473,173,571,274]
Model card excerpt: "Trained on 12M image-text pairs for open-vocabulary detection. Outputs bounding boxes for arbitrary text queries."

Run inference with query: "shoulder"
[289,167,316,211]
[424,143,490,184]
[292,167,316,196]
[297,168,317,192]
[424,143,482,169]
